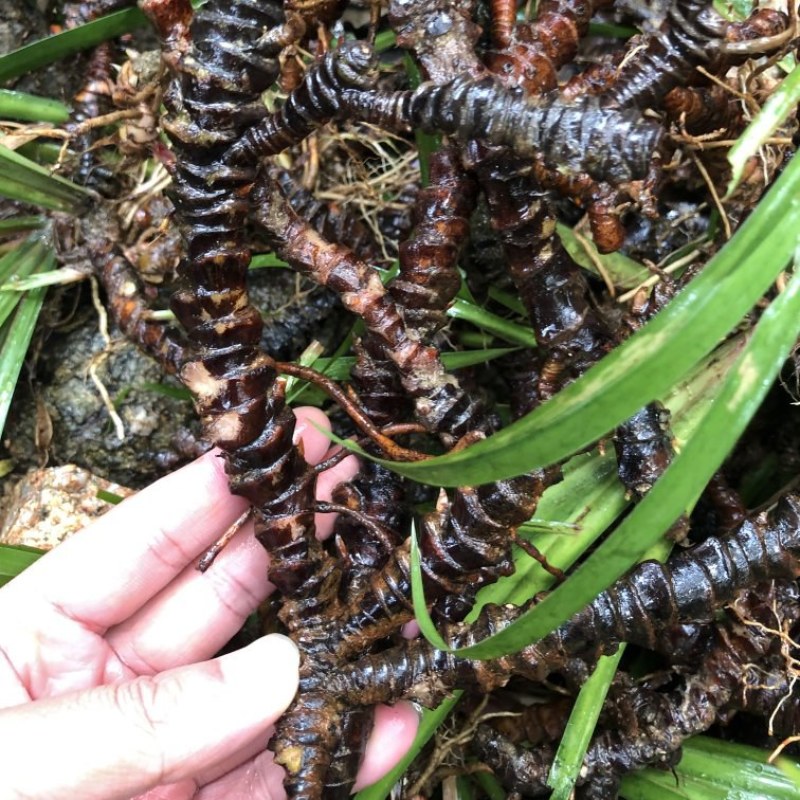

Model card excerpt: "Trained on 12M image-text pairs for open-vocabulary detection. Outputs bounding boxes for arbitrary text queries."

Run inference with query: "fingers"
[0,635,299,800]
[292,406,335,466]
[353,703,420,791]
[314,449,360,539]
[1,449,249,631]
[103,516,268,680]
[102,409,359,675]
[193,702,420,799]
[293,405,361,539]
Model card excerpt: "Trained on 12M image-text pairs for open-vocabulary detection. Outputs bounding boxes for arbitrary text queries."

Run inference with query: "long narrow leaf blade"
[410,521,451,651]
[622,736,800,800]
[379,150,800,487]
[450,267,800,659]
[0,217,44,237]
[0,244,53,435]
[0,239,46,328]
[0,544,44,587]
[0,89,70,123]
[546,646,627,800]
[0,144,89,213]
[546,541,672,798]
[0,8,148,83]
[727,62,800,195]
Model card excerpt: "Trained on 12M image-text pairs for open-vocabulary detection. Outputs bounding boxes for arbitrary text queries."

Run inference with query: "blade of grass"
[474,329,747,611]
[96,489,124,505]
[0,89,70,123]
[546,541,673,799]
[620,772,714,800]
[249,252,290,269]
[285,341,324,402]
[287,348,516,405]
[403,52,439,183]
[15,141,64,165]
[0,7,148,83]
[713,0,753,19]
[0,283,48,436]
[477,449,628,607]
[378,149,800,487]
[546,645,627,800]
[623,736,800,800]
[0,216,44,237]
[410,520,450,651]
[0,267,85,291]
[677,737,800,796]
[446,265,800,659]
[373,30,397,53]
[294,347,515,383]
[448,298,537,347]
[0,544,45,587]
[487,286,527,315]
[727,62,800,195]
[557,222,649,289]
[587,21,637,37]
[0,144,89,213]
[472,772,506,800]
[0,239,46,328]
[139,382,193,402]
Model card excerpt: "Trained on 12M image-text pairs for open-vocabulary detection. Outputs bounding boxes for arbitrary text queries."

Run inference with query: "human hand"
[0,407,418,800]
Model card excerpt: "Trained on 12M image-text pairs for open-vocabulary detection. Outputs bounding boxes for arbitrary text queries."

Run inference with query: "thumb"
[0,634,299,800]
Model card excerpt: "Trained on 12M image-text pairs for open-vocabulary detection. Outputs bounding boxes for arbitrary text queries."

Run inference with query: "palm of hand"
[0,408,417,800]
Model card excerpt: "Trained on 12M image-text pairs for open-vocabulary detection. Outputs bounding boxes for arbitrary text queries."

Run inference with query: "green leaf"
[138,382,193,402]
[378,149,800,487]
[487,286,527,315]
[0,216,44,237]
[546,541,672,799]
[448,298,537,347]
[0,544,45,587]
[471,330,747,614]
[446,266,800,660]
[354,692,462,800]
[622,736,800,800]
[621,772,714,800]
[587,21,637,37]
[0,243,53,437]
[294,347,514,383]
[0,143,89,213]
[286,348,516,405]
[556,222,649,289]
[0,267,85,292]
[473,449,629,610]
[96,489,124,506]
[0,238,48,328]
[373,30,397,53]
[285,341,325,403]
[713,0,754,21]
[249,252,290,269]
[472,772,507,800]
[0,7,148,84]
[546,646,627,800]
[727,63,800,195]
[0,89,70,123]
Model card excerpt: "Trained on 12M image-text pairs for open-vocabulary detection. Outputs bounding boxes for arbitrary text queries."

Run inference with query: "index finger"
[3,449,248,630]
[1,408,342,631]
